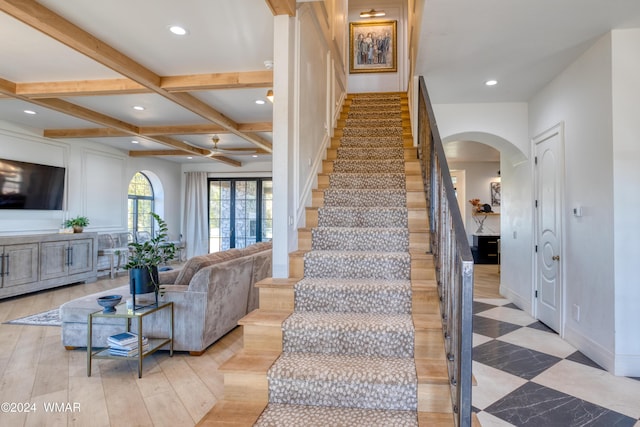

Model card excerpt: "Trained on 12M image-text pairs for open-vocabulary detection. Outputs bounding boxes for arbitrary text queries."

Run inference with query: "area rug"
[4,308,61,327]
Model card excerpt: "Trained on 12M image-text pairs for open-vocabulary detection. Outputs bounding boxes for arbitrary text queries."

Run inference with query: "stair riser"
[289,254,434,279]
[418,384,453,413]
[332,160,406,174]
[326,148,419,162]
[317,207,408,228]
[334,129,411,138]
[412,288,441,315]
[283,329,414,358]
[295,288,412,314]
[322,161,421,176]
[311,229,409,252]
[304,254,410,280]
[410,232,430,253]
[322,190,407,208]
[268,379,418,411]
[415,330,446,360]
[224,373,269,403]
[328,174,406,190]
[332,137,406,149]
[242,324,283,352]
[259,288,294,311]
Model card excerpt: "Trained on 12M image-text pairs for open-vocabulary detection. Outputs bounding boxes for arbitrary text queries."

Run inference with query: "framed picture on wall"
[349,20,397,74]
[490,181,501,206]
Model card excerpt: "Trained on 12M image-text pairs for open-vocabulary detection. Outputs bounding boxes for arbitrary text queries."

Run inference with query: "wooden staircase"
[197,93,467,426]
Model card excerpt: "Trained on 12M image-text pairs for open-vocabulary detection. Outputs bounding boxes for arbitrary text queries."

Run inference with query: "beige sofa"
[60,241,271,355]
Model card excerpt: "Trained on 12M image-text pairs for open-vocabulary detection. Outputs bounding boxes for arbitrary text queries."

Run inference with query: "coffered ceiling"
[0,0,279,166]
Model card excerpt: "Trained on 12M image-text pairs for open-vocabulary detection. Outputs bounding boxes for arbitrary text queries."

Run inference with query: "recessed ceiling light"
[252,155,258,158]
[169,25,188,36]
[24,110,36,115]
[255,99,266,105]
[133,105,145,111]
[131,140,139,144]
[485,79,498,86]
[187,156,193,160]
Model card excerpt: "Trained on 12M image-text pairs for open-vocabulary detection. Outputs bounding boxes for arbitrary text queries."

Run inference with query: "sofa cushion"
[172,248,244,287]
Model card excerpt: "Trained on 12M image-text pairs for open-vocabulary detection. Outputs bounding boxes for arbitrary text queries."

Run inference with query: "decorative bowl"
[97,295,122,313]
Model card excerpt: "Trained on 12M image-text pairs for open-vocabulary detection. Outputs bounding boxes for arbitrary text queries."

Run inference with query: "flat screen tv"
[0,158,66,210]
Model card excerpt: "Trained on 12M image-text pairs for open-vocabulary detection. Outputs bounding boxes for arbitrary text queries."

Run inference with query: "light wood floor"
[0,264,499,427]
[0,272,241,427]
[473,264,501,299]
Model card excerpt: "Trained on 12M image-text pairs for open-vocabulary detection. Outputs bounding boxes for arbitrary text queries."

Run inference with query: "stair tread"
[412,279,438,289]
[256,277,301,288]
[255,403,419,426]
[269,352,417,385]
[218,350,281,374]
[239,309,291,326]
[285,312,414,331]
[197,400,266,426]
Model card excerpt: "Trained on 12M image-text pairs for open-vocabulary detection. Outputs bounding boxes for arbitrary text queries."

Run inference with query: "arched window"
[128,172,155,238]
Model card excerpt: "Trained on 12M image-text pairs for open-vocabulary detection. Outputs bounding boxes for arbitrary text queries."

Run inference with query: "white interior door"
[534,124,564,333]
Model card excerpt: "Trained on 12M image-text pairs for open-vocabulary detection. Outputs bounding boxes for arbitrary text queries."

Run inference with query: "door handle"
[552,255,560,261]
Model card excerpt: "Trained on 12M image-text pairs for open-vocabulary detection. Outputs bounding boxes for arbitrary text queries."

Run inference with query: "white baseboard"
[499,285,532,315]
[564,323,615,373]
[614,353,640,377]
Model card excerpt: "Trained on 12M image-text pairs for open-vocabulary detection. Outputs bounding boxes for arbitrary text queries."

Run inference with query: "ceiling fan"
[207,135,257,157]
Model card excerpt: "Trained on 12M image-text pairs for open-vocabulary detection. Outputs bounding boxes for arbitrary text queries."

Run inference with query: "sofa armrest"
[158,269,180,284]
[159,284,189,294]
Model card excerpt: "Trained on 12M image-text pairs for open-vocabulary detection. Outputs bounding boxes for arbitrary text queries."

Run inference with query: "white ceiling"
[2,1,640,165]
[415,0,640,104]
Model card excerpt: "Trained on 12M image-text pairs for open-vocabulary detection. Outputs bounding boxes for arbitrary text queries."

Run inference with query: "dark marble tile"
[503,303,521,310]
[527,321,556,334]
[473,301,497,314]
[473,315,522,338]
[473,340,561,380]
[485,382,636,427]
[566,351,604,371]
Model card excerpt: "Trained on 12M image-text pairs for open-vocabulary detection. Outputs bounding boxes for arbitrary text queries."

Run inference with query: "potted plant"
[124,213,176,307]
[64,216,90,233]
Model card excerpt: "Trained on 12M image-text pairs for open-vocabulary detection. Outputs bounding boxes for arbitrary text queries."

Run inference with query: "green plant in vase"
[64,216,89,233]
[124,212,176,308]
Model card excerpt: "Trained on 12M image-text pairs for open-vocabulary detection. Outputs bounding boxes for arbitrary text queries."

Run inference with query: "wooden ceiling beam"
[0,0,271,153]
[0,76,17,94]
[264,0,296,16]
[129,149,241,167]
[43,122,273,139]
[11,70,274,98]
[161,71,273,91]
[16,79,148,98]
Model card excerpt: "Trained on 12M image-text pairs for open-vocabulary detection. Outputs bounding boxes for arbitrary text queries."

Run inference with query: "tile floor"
[472,298,640,427]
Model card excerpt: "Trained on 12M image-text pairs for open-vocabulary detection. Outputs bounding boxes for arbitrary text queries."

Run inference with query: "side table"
[87,302,173,378]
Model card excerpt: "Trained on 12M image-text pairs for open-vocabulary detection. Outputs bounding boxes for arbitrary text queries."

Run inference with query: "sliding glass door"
[208,179,272,252]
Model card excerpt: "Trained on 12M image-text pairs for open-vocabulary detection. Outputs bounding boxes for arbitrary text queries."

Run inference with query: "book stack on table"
[108,332,149,357]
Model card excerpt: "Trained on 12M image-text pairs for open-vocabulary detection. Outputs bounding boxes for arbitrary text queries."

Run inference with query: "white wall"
[271,2,348,277]
[611,29,640,376]
[529,33,615,371]
[347,0,407,93]
[0,121,182,240]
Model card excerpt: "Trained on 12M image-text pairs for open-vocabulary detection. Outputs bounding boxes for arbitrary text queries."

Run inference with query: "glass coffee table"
[87,302,173,378]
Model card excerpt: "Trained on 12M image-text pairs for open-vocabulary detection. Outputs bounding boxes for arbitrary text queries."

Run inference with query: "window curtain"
[183,172,209,258]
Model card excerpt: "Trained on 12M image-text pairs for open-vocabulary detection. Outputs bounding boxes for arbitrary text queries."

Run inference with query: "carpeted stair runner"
[255,93,417,426]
